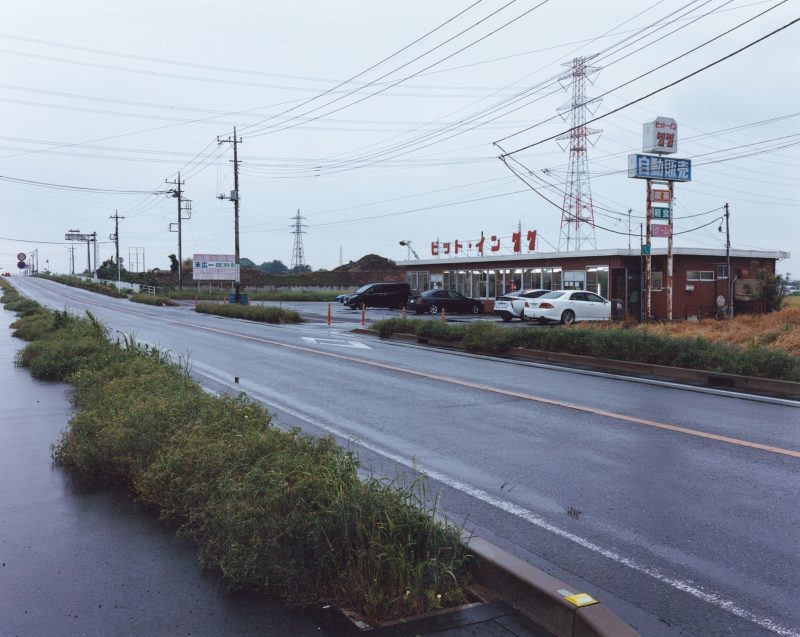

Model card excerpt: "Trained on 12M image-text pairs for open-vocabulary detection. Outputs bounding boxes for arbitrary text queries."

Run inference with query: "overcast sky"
[2,0,798,277]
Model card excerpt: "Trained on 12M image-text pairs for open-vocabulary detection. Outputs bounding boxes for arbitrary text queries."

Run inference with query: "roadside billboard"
[192,254,239,281]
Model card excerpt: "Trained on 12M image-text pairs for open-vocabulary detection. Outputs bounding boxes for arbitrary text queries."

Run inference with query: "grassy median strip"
[372,318,800,381]
[195,301,303,324]
[3,290,469,623]
[130,293,179,306]
[170,288,346,302]
[36,273,129,298]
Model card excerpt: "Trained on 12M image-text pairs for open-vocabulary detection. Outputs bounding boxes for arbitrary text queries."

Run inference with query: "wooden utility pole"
[217,127,243,301]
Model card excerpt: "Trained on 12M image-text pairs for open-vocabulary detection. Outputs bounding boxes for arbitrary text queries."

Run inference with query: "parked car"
[493,289,550,322]
[522,290,611,325]
[345,282,411,309]
[335,293,352,303]
[407,289,484,315]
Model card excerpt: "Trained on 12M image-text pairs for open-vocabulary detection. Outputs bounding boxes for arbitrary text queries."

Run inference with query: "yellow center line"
[26,280,800,459]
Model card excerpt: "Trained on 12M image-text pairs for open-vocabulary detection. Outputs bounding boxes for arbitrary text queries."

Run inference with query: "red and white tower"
[557,56,602,252]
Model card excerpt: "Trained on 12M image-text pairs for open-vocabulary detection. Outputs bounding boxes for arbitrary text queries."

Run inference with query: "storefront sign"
[193,253,239,281]
[643,116,678,154]
[651,223,672,238]
[431,229,537,257]
[628,154,691,182]
[652,206,671,219]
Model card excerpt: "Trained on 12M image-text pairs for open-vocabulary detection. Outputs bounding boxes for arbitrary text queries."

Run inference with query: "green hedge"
[4,296,468,623]
[371,318,800,381]
[195,301,302,324]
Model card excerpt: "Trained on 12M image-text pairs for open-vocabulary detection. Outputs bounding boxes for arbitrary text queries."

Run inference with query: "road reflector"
[564,593,598,607]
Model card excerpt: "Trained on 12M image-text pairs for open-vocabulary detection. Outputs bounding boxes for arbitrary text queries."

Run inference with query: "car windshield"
[539,291,566,299]
[354,284,372,293]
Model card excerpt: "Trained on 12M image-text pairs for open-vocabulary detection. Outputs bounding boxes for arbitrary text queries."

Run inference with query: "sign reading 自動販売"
[192,254,239,281]
[628,154,692,182]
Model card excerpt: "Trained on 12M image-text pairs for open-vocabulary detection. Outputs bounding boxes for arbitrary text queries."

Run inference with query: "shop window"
[716,264,729,279]
[563,270,585,290]
[652,271,663,290]
[586,266,609,298]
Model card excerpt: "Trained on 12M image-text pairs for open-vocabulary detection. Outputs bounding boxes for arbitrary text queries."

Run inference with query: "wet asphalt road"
[9,277,800,637]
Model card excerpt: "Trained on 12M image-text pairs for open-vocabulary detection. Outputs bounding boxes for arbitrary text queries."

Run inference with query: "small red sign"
[650,190,671,203]
[651,223,672,238]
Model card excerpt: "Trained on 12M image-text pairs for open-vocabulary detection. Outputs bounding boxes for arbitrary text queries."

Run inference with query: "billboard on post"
[192,254,239,281]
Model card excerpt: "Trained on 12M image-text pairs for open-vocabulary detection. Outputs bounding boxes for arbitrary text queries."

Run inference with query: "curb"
[352,328,800,400]
[467,536,640,637]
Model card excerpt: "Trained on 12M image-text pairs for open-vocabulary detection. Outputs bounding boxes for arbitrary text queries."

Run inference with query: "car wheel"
[561,309,576,325]
[428,304,439,315]
[501,314,512,322]
[471,304,481,314]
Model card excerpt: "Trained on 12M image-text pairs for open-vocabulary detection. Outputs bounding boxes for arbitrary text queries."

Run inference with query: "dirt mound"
[333,254,398,272]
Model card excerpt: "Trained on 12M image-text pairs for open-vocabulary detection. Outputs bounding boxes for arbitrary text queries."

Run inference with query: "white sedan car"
[492,289,550,322]
[522,290,612,325]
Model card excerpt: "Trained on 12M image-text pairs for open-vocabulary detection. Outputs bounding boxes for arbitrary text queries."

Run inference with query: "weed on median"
[3,291,469,624]
[195,301,302,324]
[371,318,800,381]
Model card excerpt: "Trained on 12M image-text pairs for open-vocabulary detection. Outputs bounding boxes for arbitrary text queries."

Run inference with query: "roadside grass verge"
[36,273,129,298]
[195,301,302,324]
[371,318,800,381]
[168,289,347,302]
[3,296,468,623]
[130,293,179,306]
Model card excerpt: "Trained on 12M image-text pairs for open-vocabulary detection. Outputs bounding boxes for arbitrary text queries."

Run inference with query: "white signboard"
[192,253,239,281]
[643,117,678,154]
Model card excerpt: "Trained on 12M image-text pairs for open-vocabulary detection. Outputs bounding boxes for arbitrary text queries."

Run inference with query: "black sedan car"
[407,289,484,315]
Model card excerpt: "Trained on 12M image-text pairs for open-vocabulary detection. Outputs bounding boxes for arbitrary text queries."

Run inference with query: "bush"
[195,302,302,324]
[130,293,179,306]
[370,318,800,381]
[12,305,467,623]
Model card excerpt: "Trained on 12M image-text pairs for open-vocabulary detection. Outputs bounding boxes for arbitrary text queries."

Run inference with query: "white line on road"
[190,364,800,637]
[301,336,371,349]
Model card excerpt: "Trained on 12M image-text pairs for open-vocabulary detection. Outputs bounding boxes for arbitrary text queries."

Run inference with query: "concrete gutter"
[352,328,800,400]
[467,536,640,637]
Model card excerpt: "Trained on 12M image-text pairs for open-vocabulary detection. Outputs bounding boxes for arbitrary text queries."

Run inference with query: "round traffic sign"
[17,261,27,269]
[17,252,26,261]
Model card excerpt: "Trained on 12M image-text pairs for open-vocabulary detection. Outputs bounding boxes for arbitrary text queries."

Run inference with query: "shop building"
[399,248,789,320]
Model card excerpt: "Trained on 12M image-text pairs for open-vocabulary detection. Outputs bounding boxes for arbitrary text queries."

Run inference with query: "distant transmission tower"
[557,56,602,251]
[290,209,307,270]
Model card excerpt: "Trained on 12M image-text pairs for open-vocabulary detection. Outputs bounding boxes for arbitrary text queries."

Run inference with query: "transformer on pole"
[557,56,602,252]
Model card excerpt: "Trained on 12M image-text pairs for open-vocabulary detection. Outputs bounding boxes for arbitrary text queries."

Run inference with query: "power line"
[0,174,168,194]
[501,15,800,156]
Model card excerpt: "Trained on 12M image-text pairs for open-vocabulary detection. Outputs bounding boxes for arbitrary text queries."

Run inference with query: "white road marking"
[188,363,800,637]
[301,336,370,349]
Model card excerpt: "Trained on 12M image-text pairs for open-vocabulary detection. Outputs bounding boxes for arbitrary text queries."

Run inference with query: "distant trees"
[259,259,289,273]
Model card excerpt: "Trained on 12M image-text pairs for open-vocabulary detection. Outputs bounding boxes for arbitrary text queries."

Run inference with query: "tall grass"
[4,295,469,623]
[130,293,179,306]
[371,318,800,381]
[195,301,302,324]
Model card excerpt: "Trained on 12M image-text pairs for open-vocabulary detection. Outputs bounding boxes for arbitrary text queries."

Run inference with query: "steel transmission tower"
[290,209,307,271]
[557,56,602,252]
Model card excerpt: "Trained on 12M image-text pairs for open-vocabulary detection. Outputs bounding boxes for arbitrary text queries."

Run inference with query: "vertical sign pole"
[645,179,652,322]
[667,181,674,321]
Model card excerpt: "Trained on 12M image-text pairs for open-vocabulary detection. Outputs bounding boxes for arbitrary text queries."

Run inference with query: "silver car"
[493,289,550,322]
[522,290,612,325]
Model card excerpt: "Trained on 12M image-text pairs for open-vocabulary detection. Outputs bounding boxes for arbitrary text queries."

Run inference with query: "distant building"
[398,248,789,320]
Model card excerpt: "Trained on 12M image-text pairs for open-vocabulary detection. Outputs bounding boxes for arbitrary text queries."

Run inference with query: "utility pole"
[724,202,732,316]
[166,173,188,290]
[217,127,243,301]
[67,245,75,275]
[109,210,125,283]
